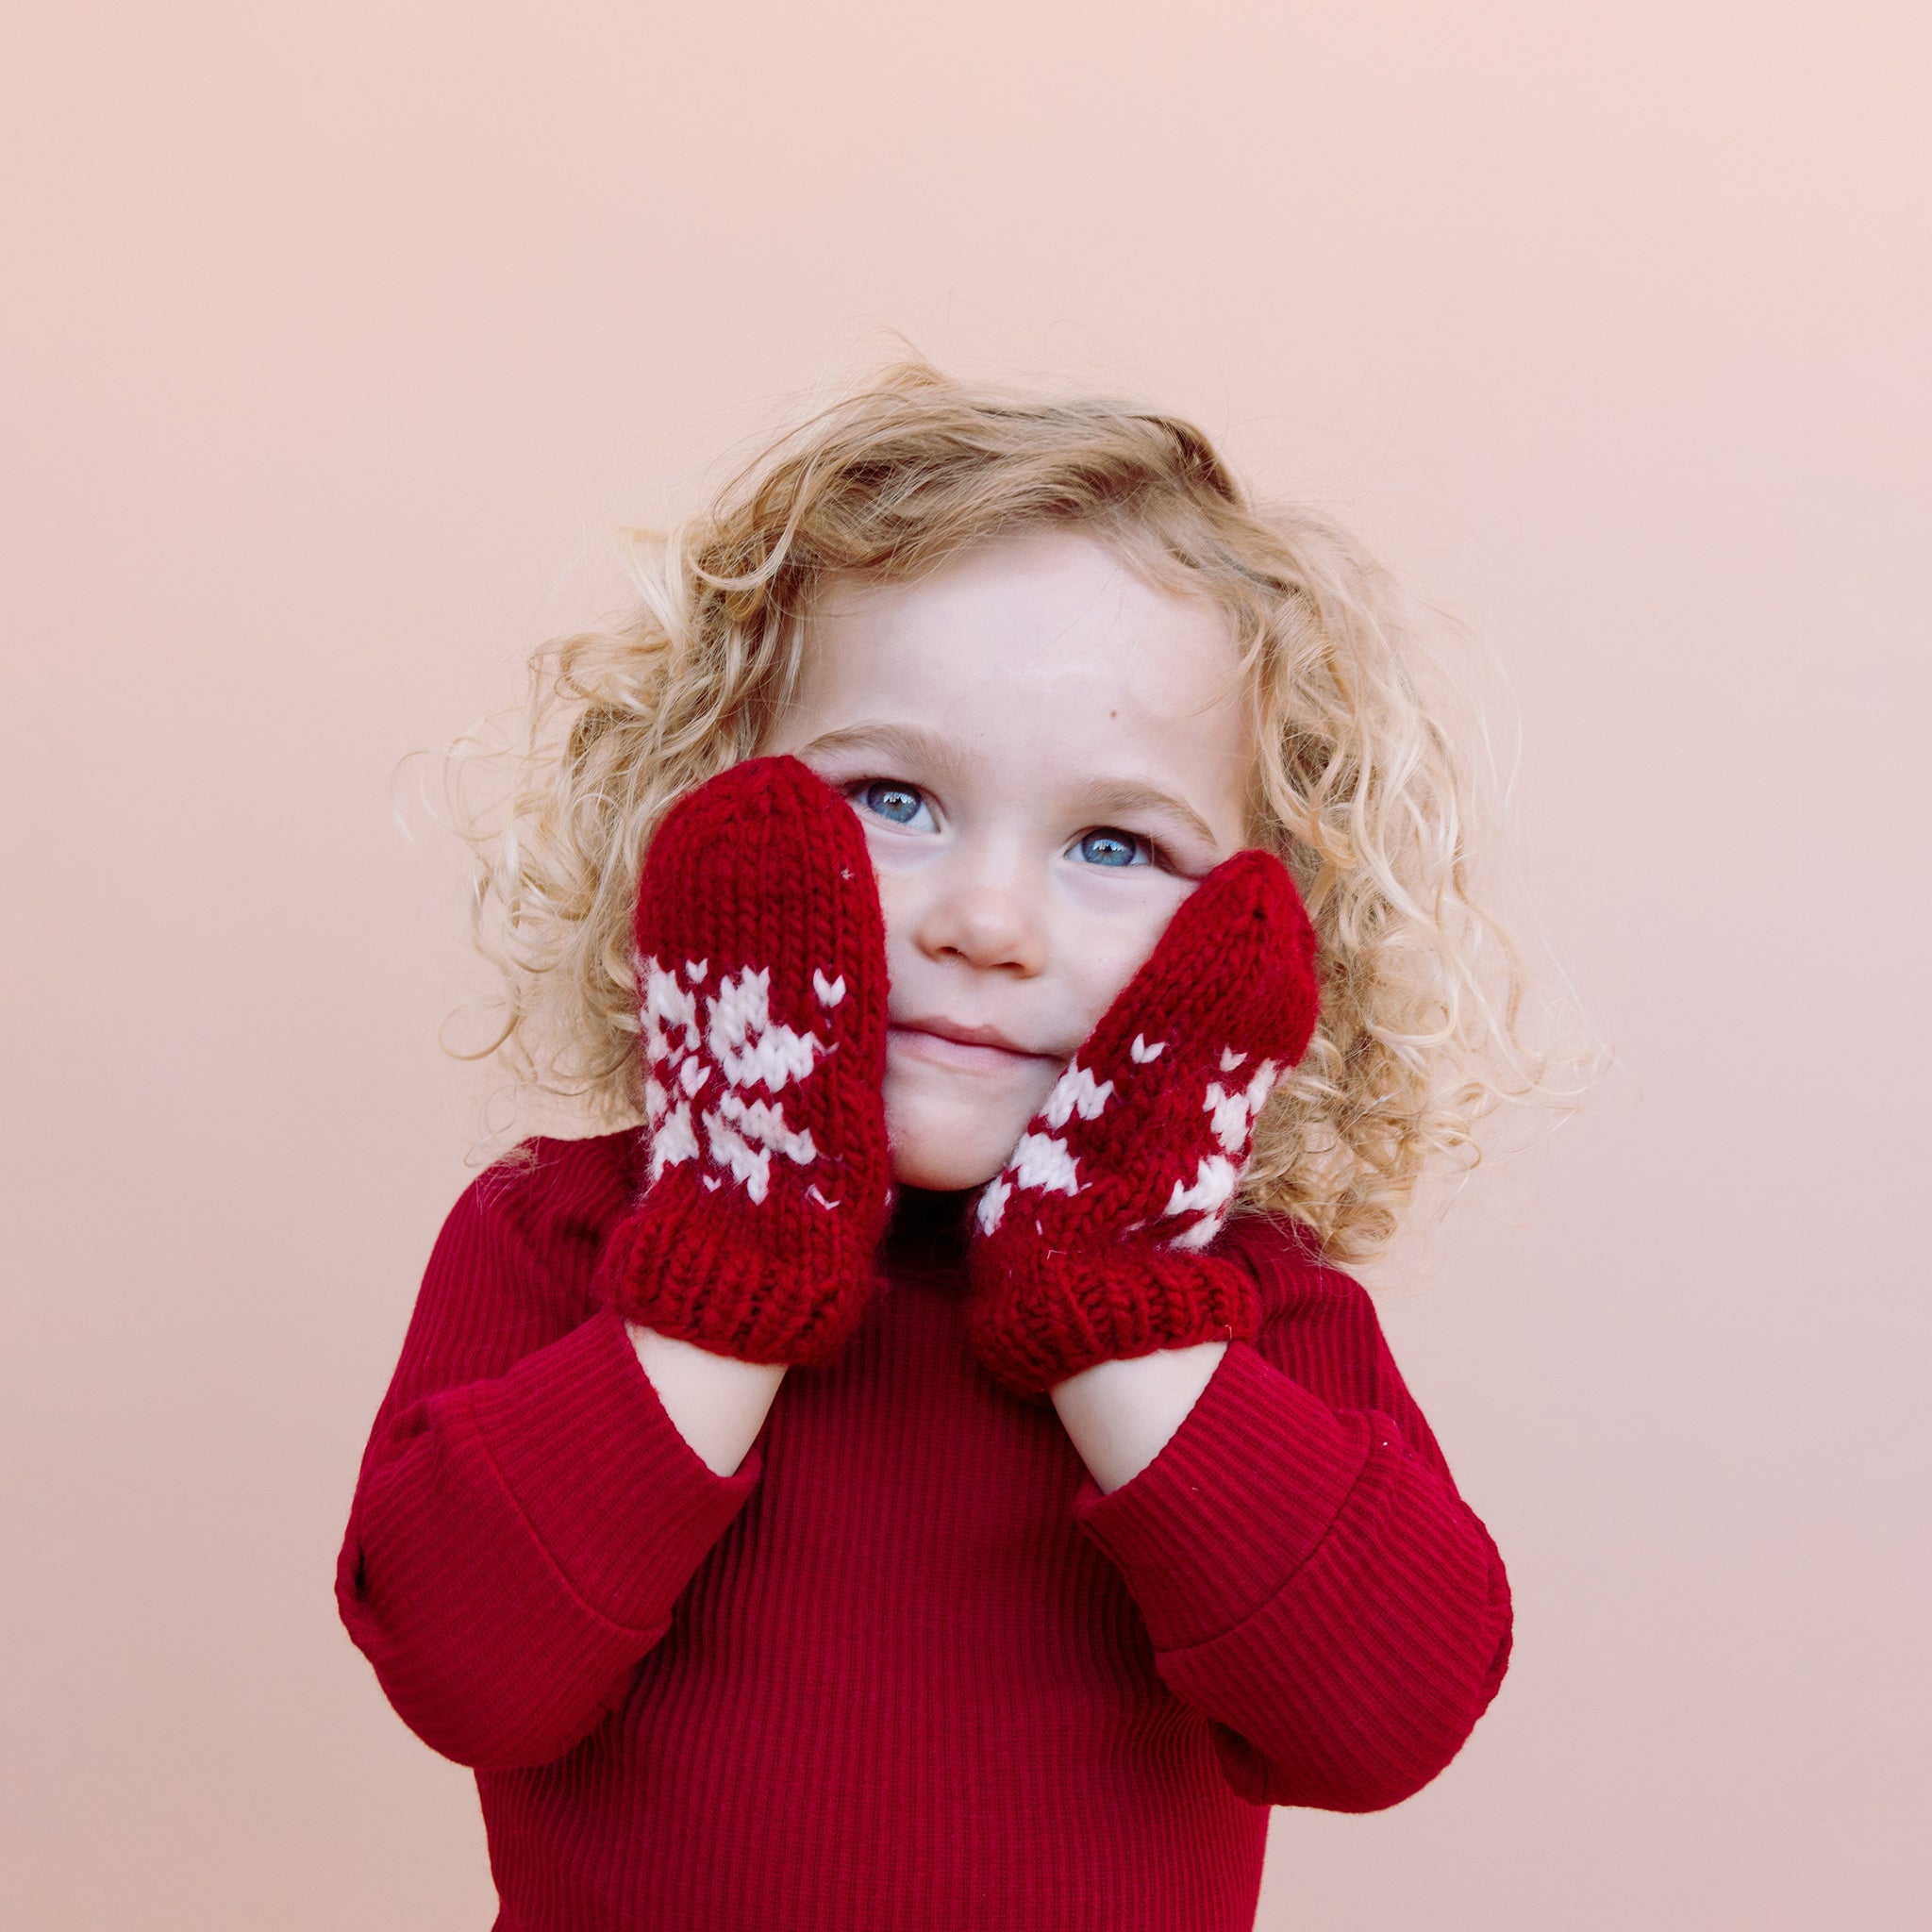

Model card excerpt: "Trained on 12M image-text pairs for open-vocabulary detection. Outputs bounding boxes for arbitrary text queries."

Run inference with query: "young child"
[337,364,1551,1931]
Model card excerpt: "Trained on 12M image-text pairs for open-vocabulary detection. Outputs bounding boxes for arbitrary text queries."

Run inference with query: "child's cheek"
[866,859,962,1014]
[1058,874,1201,1033]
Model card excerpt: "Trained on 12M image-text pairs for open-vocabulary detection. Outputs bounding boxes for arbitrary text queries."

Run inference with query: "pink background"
[4,3,1925,1925]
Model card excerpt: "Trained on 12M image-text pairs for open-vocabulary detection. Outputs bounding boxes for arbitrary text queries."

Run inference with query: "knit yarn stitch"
[592,756,893,1366]
[966,849,1322,1395]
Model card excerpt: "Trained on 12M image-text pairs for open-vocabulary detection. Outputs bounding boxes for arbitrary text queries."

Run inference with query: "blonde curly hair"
[438,360,1597,1262]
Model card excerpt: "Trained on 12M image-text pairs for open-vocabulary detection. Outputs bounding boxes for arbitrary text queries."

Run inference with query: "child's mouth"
[888,1024,1052,1075]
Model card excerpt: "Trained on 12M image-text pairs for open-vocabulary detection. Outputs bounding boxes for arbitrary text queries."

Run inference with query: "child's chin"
[883,1089,1028,1193]
[887,1138,1008,1193]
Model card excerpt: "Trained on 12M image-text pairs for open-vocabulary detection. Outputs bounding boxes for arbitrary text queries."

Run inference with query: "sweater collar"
[880,1185,974,1275]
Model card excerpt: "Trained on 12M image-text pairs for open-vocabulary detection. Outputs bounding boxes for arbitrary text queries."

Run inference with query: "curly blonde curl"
[435,360,1600,1263]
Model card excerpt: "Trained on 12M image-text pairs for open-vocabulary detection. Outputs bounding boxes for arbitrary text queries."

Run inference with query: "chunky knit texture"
[336,1133,1513,1932]
[966,848,1322,1396]
[591,755,892,1367]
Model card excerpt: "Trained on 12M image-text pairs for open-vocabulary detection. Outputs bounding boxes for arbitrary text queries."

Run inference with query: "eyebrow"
[795,720,1224,851]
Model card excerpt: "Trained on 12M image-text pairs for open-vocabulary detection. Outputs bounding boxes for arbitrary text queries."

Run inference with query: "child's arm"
[340,755,894,1771]
[961,848,1507,1807]
[336,1160,767,1772]
[1068,1246,1512,1813]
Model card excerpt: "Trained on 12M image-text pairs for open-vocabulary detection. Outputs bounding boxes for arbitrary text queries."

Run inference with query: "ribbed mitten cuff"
[966,1247,1260,1397]
[594,1174,880,1369]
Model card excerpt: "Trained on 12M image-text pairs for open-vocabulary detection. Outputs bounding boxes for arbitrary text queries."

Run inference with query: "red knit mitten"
[591,755,893,1368]
[964,849,1322,1397]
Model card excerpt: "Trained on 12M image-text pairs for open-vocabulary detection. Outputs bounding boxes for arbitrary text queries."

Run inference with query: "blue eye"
[858,779,929,826]
[1076,829,1152,868]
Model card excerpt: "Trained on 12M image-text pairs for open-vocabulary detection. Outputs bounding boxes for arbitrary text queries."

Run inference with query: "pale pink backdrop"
[3,3,1924,1927]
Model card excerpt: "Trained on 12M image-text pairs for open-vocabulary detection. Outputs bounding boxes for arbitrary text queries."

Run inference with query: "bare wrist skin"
[1049,1341,1228,1493]
[626,1324,789,1477]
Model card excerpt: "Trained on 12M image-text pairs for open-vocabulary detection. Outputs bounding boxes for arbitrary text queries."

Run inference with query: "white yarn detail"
[812,968,846,1007]
[1009,1130,1080,1195]
[1166,1209,1229,1252]
[702,1109,773,1203]
[706,965,825,1092]
[1219,1045,1248,1073]
[1129,1035,1166,1063]
[1205,1082,1253,1156]
[974,1172,1012,1235]
[1159,1151,1240,1251]
[1205,1058,1280,1155]
[649,1099,700,1181]
[1163,1153,1238,1222]
[641,954,832,1203]
[641,958,701,1059]
[1041,1061,1113,1129]
[714,1091,817,1166]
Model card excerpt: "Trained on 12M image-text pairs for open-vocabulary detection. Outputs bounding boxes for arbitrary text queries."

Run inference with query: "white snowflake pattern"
[974,1058,1115,1234]
[641,955,842,1205]
[1155,1053,1281,1249]
[972,1037,1283,1249]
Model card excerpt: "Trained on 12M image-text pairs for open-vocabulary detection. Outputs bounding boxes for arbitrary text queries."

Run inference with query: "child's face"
[763,526,1254,1191]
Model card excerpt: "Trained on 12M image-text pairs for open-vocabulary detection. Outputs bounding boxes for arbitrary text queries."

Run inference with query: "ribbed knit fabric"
[966,847,1322,1395]
[337,1131,1513,1932]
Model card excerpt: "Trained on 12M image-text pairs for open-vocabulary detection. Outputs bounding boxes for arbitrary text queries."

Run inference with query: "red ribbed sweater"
[336,1132,1511,1931]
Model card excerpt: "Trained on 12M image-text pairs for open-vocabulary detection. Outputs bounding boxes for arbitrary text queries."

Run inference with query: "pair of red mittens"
[591,756,1321,1394]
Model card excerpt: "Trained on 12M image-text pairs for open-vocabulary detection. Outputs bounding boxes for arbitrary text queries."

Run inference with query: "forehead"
[785,527,1253,837]
[801,526,1244,724]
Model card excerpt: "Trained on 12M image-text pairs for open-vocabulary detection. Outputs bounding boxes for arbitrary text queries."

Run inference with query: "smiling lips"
[890,1018,1054,1072]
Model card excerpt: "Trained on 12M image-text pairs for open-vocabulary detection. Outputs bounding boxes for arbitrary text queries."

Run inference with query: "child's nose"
[908,874,1048,977]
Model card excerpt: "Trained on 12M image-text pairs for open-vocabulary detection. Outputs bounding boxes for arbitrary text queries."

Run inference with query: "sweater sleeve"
[1069,1229,1512,1812]
[334,1156,762,1773]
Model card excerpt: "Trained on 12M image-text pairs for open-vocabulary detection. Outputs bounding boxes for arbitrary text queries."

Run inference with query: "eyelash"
[844,777,1169,871]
